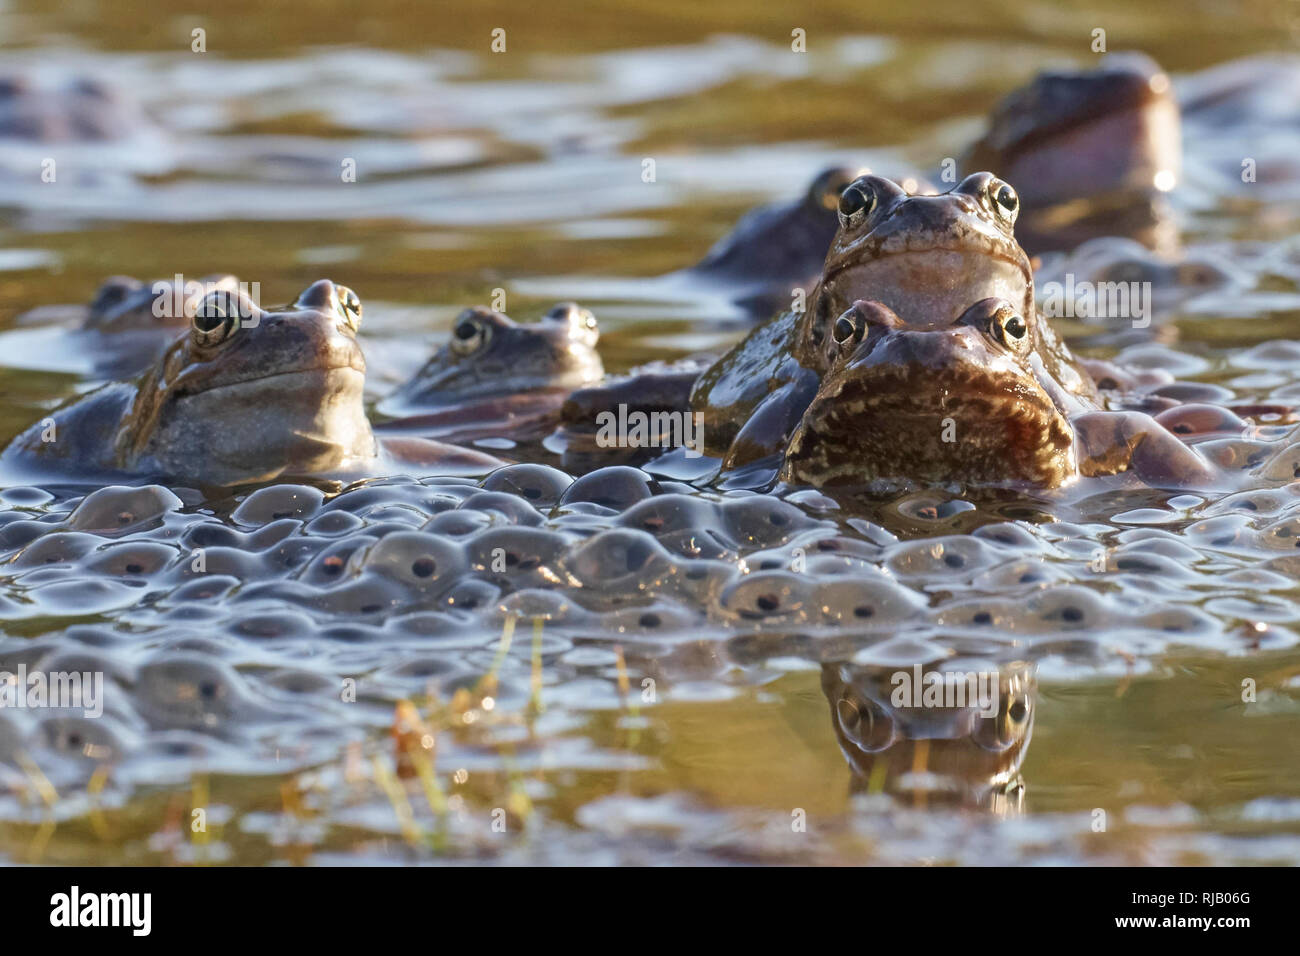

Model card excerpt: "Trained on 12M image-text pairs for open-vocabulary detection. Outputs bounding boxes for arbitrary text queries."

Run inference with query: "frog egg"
[290,577,408,617]
[173,544,271,580]
[1134,605,1219,639]
[160,574,242,605]
[1148,382,1235,403]
[295,534,375,586]
[12,531,100,568]
[34,714,135,764]
[133,654,268,731]
[652,527,736,560]
[971,522,1047,550]
[437,577,501,615]
[0,517,49,550]
[561,528,677,598]
[423,508,494,537]
[715,570,814,625]
[346,531,468,595]
[227,609,318,642]
[1021,586,1118,632]
[719,494,822,549]
[259,668,338,696]
[811,576,926,627]
[1205,488,1294,517]
[885,535,1000,578]
[480,463,573,508]
[457,490,546,527]
[618,494,723,538]
[597,602,700,637]
[972,559,1070,590]
[1197,437,1274,471]
[1184,513,1258,550]
[465,526,571,588]
[230,483,324,526]
[1258,516,1300,550]
[559,466,661,511]
[931,598,1022,630]
[372,654,469,690]
[661,558,737,606]
[65,483,183,533]
[1257,440,1300,482]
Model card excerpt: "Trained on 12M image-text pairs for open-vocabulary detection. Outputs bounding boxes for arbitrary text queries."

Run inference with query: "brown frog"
[375,302,604,444]
[0,280,502,486]
[962,52,1181,255]
[692,173,1222,491]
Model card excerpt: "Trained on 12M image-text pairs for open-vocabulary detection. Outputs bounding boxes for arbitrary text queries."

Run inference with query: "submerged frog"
[0,280,502,486]
[821,659,1035,813]
[684,165,866,317]
[689,54,1182,317]
[692,173,1221,492]
[376,302,604,442]
[0,74,149,142]
[3,274,241,380]
[547,357,713,473]
[962,52,1181,255]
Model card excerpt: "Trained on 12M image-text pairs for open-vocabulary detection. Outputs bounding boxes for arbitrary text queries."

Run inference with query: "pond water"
[1,0,1299,864]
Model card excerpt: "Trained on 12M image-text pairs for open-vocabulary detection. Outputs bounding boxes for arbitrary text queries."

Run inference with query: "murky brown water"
[2,0,1300,865]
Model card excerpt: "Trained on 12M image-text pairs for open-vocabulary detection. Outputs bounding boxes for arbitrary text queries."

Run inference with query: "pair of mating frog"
[0,54,1247,493]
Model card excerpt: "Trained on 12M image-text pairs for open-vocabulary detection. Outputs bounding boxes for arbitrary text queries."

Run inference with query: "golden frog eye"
[337,285,362,331]
[450,313,490,356]
[837,181,876,230]
[989,178,1019,226]
[191,290,242,346]
[991,306,1029,351]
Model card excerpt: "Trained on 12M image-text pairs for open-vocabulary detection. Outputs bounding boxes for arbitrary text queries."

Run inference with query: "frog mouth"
[176,361,367,398]
[781,360,1076,488]
[822,246,1034,326]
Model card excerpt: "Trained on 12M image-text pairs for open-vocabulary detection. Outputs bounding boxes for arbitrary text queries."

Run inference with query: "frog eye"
[191,290,245,346]
[832,309,864,349]
[546,302,600,342]
[336,285,362,332]
[835,695,894,752]
[988,178,1019,226]
[991,307,1029,350]
[837,181,876,230]
[89,276,139,315]
[450,313,490,356]
[973,687,1032,752]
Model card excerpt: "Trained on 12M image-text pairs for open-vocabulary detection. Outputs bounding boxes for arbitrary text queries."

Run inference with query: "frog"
[690,172,1222,492]
[683,52,1184,322]
[961,52,1182,256]
[0,280,503,487]
[0,74,150,142]
[691,172,1046,466]
[375,301,604,444]
[821,658,1036,813]
[546,357,713,473]
[2,274,242,380]
[684,165,867,318]
[780,296,1218,490]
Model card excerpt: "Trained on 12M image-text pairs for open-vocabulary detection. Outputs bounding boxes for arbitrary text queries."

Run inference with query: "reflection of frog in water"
[820,659,1035,814]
